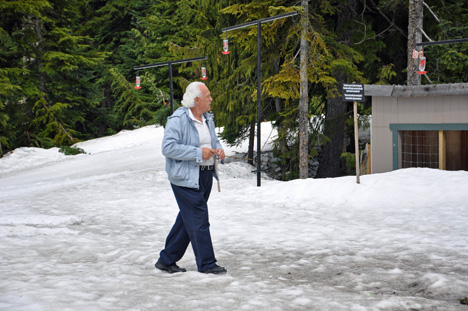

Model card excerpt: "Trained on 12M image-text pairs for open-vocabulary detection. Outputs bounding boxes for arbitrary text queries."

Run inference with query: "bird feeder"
[417,51,427,75]
[201,66,208,80]
[222,38,230,55]
[135,74,142,89]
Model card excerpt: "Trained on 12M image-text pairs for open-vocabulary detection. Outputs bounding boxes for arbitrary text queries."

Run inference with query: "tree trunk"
[316,74,348,178]
[273,54,287,179]
[315,0,359,178]
[275,96,288,179]
[33,17,46,94]
[407,0,424,85]
[299,0,309,179]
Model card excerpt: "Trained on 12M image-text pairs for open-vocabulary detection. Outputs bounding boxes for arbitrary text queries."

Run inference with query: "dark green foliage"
[0,0,107,150]
[1,0,466,177]
[340,151,358,175]
[59,145,86,155]
[154,104,176,128]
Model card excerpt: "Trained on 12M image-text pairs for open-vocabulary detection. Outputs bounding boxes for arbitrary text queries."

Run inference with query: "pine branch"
[418,26,434,42]
[39,97,77,144]
[423,2,441,23]
[368,0,407,38]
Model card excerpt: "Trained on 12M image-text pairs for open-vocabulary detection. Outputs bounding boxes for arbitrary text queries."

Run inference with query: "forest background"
[1,0,467,180]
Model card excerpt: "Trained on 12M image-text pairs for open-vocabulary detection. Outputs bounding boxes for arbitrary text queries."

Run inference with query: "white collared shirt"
[188,109,214,166]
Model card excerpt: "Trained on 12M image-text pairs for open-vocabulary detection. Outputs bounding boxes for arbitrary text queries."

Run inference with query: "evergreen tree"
[2,0,465,176]
[0,0,107,149]
[219,0,301,171]
[0,0,50,151]
[315,0,369,178]
[84,0,162,134]
[220,0,370,179]
[140,0,243,130]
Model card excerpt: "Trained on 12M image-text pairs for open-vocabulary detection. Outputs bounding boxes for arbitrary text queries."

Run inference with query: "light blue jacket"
[162,107,223,188]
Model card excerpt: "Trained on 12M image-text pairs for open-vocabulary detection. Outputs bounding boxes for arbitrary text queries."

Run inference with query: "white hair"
[181,82,205,108]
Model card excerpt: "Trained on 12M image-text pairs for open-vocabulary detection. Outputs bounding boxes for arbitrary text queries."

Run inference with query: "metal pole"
[133,56,207,70]
[169,63,174,114]
[133,56,207,115]
[221,12,298,187]
[256,22,262,187]
[416,38,468,46]
[354,101,360,184]
[221,11,298,32]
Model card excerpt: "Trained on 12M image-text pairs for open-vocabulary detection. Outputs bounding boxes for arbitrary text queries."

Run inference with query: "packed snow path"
[1,125,467,311]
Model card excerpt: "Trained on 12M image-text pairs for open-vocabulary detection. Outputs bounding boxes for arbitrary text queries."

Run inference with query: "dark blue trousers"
[159,169,217,272]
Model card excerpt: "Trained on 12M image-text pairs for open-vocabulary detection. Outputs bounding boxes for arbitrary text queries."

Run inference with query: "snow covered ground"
[0,124,467,311]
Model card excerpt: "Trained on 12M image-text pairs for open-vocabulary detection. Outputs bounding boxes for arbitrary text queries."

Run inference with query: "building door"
[446,131,468,171]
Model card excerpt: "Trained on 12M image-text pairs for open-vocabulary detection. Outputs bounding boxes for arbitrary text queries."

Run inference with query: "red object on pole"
[135,75,142,89]
[222,39,230,55]
[201,66,208,80]
[417,51,427,75]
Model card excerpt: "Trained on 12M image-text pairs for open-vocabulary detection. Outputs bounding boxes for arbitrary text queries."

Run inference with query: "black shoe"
[201,264,227,275]
[155,259,187,274]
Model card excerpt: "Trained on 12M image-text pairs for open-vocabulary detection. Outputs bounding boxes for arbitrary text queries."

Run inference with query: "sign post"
[342,83,365,184]
[353,100,360,184]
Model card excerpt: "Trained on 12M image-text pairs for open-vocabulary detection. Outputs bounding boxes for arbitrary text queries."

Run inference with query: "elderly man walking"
[155,81,227,275]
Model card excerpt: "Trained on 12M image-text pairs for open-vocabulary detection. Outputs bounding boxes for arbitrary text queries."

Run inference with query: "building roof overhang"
[364,83,468,97]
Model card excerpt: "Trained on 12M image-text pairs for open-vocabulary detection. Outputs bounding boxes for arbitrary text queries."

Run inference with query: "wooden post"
[354,101,360,184]
[439,130,446,170]
[367,143,372,174]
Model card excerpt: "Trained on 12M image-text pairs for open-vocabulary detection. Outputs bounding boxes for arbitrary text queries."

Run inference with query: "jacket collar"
[178,107,213,121]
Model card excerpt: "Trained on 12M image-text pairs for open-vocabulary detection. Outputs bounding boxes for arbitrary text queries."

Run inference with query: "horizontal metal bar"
[222,11,298,32]
[134,56,207,70]
[170,56,207,65]
[416,38,468,46]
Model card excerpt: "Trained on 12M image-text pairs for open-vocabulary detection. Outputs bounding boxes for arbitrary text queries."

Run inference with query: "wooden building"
[364,83,468,174]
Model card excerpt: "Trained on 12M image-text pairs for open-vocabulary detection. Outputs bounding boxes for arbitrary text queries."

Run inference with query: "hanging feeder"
[222,38,230,55]
[135,74,142,89]
[201,66,208,80]
[417,51,427,75]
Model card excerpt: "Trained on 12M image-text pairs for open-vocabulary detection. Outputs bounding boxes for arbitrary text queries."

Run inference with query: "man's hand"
[215,148,225,160]
[202,148,216,160]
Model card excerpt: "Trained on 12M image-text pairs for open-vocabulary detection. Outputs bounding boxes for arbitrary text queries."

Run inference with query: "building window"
[400,130,439,169]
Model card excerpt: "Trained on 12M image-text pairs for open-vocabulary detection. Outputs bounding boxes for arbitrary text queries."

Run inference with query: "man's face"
[195,84,213,113]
